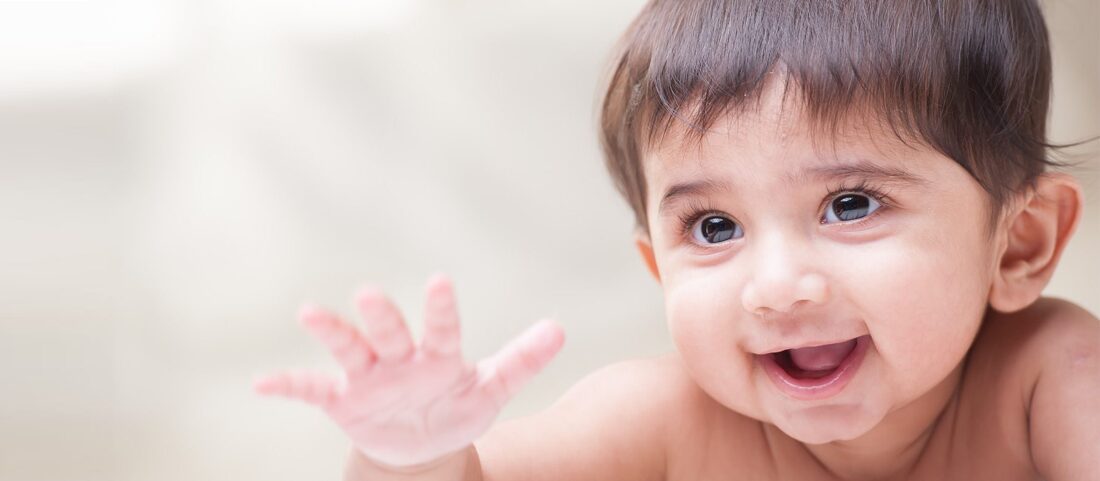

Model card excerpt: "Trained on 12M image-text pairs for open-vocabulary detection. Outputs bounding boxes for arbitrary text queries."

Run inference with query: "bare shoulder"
[966,297,1099,409]
[974,297,1100,385]
[648,353,776,481]
[969,297,1100,478]
[1021,297,1099,356]
[627,356,819,480]
[993,296,1099,336]
[477,353,694,481]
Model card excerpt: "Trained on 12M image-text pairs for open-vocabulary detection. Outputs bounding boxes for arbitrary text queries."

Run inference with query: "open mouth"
[772,338,859,379]
[757,335,871,400]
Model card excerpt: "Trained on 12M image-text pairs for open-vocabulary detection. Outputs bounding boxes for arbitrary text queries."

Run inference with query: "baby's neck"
[798,361,965,480]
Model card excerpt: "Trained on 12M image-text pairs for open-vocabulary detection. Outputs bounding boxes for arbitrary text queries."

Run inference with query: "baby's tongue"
[788,339,857,372]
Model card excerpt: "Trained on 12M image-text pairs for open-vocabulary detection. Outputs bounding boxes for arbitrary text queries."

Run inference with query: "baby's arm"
[340,359,670,481]
[1025,300,1100,479]
[474,359,669,481]
[338,361,668,479]
[254,275,666,481]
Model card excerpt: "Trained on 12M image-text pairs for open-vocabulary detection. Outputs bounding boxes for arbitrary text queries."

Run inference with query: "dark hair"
[599,0,1071,235]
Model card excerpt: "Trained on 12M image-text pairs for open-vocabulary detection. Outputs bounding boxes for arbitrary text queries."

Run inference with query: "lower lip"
[756,335,871,401]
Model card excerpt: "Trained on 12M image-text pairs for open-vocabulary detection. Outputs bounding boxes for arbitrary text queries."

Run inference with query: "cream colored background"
[0,1,1096,480]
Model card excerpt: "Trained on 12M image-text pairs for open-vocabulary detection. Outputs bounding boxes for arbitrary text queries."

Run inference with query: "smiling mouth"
[771,338,859,379]
[756,335,871,400]
[770,334,862,380]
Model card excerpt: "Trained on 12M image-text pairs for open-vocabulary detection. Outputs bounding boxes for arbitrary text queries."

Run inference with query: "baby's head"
[598,0,1083,443]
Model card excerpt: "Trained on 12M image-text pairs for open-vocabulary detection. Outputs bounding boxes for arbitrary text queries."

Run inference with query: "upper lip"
[751,335,867,356]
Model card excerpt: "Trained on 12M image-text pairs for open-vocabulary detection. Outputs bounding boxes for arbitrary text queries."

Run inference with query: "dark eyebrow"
[790,159,929,186]
[657,159,927,216]
[657,179,732,216]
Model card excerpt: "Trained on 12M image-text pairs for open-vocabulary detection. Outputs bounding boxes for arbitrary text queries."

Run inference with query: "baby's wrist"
[346,446,473,480]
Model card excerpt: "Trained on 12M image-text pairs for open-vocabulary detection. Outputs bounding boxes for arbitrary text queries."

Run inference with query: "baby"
[255,0,1100,479]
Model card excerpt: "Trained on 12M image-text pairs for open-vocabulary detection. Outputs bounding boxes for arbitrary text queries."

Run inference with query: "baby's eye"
[691,215,744,244]
[823,193,881,223]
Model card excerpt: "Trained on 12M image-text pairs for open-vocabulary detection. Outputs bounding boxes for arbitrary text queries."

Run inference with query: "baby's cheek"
[662,276,760,412]
[663,274,739,350]
[847,235,987,389]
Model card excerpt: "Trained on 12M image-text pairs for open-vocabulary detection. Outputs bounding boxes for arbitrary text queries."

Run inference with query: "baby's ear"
[634,230,661,283]
[989,173,1084,313]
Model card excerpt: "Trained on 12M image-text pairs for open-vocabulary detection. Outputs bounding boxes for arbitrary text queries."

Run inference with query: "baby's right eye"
[691,215,744,245]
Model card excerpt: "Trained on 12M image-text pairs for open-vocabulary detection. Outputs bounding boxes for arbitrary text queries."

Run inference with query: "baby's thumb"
[475,319,565,409]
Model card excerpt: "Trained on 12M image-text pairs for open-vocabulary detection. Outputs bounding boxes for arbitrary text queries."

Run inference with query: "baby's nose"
[741,274,828,317]
[740,236,829,316]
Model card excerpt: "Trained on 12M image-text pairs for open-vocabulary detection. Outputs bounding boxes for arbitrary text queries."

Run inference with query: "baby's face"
[641,90,1004,444]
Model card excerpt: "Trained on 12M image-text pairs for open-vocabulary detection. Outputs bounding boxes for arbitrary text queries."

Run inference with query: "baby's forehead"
[642,106,931,180]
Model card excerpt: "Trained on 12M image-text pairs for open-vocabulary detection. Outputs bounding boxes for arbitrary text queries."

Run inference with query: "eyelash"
[675,199,726,240]
[818,179,894,224]
[674,180,896,242]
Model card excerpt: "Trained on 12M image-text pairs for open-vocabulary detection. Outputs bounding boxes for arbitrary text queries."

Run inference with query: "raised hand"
[253,274,565,469]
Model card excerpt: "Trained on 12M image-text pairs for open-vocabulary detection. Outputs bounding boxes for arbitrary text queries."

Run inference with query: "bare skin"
[446,296,1098,481]
[257,284,1098,481]
[471,299,1099,481]
[254,274,567,470]
[648,297,1099,481]
[255,79,1098,481]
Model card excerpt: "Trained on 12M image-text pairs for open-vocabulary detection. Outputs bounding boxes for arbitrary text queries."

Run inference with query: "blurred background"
[0,1,1096,480]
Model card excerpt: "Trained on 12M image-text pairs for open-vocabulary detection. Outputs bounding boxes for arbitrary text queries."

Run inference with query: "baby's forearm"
[344,445,483,481]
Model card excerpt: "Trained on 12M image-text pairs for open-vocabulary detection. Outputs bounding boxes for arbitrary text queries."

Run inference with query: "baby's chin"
[768,402,888,445]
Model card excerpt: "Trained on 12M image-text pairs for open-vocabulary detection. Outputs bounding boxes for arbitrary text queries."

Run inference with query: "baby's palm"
[254,274,565,468]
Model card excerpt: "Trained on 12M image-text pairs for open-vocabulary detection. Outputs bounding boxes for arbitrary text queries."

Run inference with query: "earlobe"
[988,173,1084,313]
[634,231,661,283]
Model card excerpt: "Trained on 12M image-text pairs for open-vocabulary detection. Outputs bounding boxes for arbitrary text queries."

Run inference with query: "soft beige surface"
[0,1,1095,480]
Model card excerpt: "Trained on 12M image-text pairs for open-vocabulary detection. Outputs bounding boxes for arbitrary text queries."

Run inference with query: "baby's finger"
[476,319,565,409]
[355,287,415,362]
[252,370,345,407]
[420,273,462,358]
[299,305,376,374]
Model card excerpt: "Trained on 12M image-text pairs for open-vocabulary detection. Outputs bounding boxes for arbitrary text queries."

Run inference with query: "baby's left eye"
[823,193,881,223]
